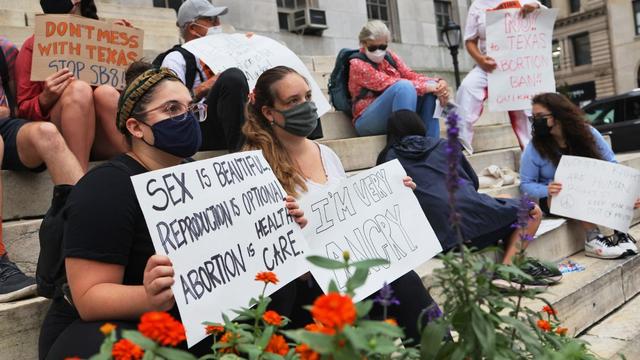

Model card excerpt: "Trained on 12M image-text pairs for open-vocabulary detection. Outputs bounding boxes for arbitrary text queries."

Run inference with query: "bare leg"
[92,85,128,160]
[49,81,96,171]
[15,122,84,185]
[502,204,543,264]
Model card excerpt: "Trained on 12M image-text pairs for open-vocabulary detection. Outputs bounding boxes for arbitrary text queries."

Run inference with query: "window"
[434,1,453,43]
[552,40,561,70]
[366,0,400,41]
[584,104,617,125]
[571,32,591,66]
[569,0,580,13]
[626,96,640,121]
[634,0,640,35]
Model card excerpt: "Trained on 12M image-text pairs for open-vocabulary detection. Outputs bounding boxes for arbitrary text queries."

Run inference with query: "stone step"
[4,219,42,277]
[578,293,640,359]
[417,222,640,340]
[0,296,50,360]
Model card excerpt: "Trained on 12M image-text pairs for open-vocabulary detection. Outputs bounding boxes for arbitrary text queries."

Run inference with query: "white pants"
[455,66,531,154]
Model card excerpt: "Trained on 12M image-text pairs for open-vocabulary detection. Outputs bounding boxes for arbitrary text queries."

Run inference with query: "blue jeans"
[354,79,439,137]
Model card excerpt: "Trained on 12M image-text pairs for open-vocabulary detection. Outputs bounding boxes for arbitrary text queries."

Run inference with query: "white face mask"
[206,25,223,36]
[365,49,386,64]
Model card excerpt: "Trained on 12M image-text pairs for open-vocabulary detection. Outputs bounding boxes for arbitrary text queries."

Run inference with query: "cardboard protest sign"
[131,151,310,347]
[32,14,144,89]
[299,160,442,302]
[486,8,558,111]
[550,156,640,233]
[182,34,331,116]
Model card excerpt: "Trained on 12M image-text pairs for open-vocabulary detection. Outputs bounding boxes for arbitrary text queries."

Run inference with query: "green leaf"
[358,320,404,338]
[341,325,369,351]
[306,256,346,269]
[237,343,263,357]
[155,347,197,360]
[122,330,158,351]
[355,300,373,317]
[88,353,111,360]
[141,351,155,360]
[345,267,369,294]
[282,330,335,354]
[328,280,339,293]
[350,258,389,269]
[257,326,274,348]
[261,352,286,360]
[419,322,446,360]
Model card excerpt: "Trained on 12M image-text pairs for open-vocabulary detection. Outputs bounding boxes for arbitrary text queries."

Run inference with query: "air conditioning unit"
[278,7,328,35]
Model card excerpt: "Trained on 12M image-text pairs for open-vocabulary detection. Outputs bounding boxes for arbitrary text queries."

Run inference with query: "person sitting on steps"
[157,0,250,152]
[519,92,640,259]
[14,0,129,172]
[0,35,84,303]
[348,20,449,138]
[376,110,560,289]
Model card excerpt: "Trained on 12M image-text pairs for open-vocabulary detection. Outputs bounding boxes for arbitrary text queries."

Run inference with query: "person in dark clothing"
[376,110,561,287]
[39,62,307,359]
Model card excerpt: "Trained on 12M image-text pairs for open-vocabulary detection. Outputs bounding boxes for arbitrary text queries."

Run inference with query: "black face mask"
[531,117,551,137]
[40,0,76,14]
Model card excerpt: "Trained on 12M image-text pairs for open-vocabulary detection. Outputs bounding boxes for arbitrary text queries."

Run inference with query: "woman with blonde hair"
[242,65,442,341]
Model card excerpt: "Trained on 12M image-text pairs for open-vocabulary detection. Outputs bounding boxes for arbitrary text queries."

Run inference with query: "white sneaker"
[585,235,626,259]
[613,232,638,255]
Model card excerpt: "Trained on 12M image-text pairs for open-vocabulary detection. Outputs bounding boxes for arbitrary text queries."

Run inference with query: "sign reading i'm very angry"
[486,8,558,111]
[131,151,310,347]
[31,14,144,89]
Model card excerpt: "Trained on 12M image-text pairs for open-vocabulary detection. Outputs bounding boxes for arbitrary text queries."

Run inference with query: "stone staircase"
[3,2,640,359]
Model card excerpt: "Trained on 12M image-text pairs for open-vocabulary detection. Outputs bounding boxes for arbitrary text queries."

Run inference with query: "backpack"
[327,48,397,116]
[0,45,16,118]
[152,44,205,90]
[36,161,135,301]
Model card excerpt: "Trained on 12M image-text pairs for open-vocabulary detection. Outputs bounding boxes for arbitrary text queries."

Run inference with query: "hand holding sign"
[39,68,74,110]
[143,254,176,312]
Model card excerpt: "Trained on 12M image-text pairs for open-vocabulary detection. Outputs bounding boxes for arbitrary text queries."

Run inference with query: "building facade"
[608,0,640,94]
[149,0,477,82]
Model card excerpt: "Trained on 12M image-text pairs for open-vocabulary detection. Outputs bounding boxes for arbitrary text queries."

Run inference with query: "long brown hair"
[531,93,602,166]
[242,66,308,197]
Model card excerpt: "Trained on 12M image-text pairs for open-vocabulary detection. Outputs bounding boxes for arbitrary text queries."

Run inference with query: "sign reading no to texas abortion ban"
[299,160,442,302]
[131,151,310,347]
[32,14,144,89]
[486,8,558,111]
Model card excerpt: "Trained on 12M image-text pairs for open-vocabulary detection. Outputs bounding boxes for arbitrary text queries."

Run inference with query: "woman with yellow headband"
[38,62,307,358]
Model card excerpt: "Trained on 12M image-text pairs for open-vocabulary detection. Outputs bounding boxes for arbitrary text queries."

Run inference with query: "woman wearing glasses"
[519,92,639,259]
[38,62,306,358]
[348,20,449,137]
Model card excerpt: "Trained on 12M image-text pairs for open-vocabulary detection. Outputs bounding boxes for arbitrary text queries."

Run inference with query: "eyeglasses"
[367,44,388,52]
[135,101,208,123]
[528,113,552,123]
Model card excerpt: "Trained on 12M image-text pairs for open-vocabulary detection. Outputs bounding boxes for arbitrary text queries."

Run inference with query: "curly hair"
[531,93,603,166]
[241,66,308,197]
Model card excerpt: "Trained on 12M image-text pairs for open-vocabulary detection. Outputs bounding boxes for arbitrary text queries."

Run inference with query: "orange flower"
[537,319,552,332]
[384,318,398,326]
[265,334,289,355]
[138,312,186,347]
[112,339,144,360]
[542,305,557,316]
[263,310,283,326]
[311,292,356,330]
[205,324,225,335]
[305,322,336,335]
[255,271,279,285]
[219,331,239,354]
[296,343,320,360]
[100,323,117,336]
[556,327,568,336]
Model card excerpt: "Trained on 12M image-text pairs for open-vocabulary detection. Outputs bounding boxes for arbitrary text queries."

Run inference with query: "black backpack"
[36,161,135,301]
[327,48,397,116]
[153,44,205,90]
[0,46,16,117]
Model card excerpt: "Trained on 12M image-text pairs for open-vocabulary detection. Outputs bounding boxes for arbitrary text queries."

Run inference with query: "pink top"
[348,50,437,122]
[15,35,48,121]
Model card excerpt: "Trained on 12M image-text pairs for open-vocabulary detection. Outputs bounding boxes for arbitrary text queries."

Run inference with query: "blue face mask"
[141,111,202,158]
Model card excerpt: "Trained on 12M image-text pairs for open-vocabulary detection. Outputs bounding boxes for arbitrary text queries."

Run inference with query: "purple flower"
[374,282,400,307]
[512,194,536,242]
[445,111,463,226]
[423,303,443,323]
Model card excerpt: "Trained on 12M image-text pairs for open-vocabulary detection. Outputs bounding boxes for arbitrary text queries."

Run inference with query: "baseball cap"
[177,0,228,27]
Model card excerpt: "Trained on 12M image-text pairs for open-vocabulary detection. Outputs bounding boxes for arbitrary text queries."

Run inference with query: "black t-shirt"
[64,154,152,284]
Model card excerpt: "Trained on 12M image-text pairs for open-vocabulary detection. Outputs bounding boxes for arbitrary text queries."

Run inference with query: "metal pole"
[450,46,461,89]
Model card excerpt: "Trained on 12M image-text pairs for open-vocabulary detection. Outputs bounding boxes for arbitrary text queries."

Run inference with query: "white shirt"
[464,0,541,55]
[297,144,346,202]
[161,49,207,91]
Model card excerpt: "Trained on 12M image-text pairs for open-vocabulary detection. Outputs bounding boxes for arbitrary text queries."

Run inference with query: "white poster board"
[550,156,640,233]
[486,8,558,111]
[182,34,331,116]
[131,151,310,347]
[299,160,442,302]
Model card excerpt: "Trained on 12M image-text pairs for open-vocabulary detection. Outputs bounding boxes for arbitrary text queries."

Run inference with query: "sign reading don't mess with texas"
[32,14,144,89]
